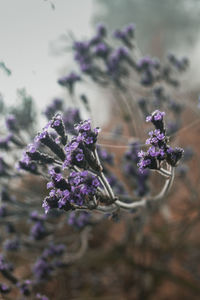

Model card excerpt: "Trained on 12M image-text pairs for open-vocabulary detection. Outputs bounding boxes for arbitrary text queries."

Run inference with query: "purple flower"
[36,293,49,300]
[146,110,166,132]
[146,115,152,122]
[62,108,82,135]
[76,152,84,161]
[97,146,114,165]
[30,211,46,222]
[58,72,81,94]
[17,280,31,296]
[166,147,184,167]
[5,115,18,132]
[64,141,86,168]
[113,25,134,48]
[75,119,91,132]
[124,23,135,37]
[96,23,107,37]
[148,146,159,157]
[94,43,109,57]
[85,137,93,144]
[58,197,66,209]
[68,211,91,228]
[33,126,66,161]
[43,98,63,120]
[4,238,20,251]
[138,111,183,172]
[0,283,11,294]
[42,200,51,214]
[30,221,47,240]
[42,243,65,259]
[137,56,154,69]
[154,111,165,121]
[33,258,53,280]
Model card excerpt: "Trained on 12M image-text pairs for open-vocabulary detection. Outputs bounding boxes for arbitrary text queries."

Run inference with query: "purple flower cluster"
[18,115,102,215]
[70,23,189,90]
[62,108,82,135]
[64,119,100,169]
[33,258,53,281]
[36,293,49,300]
[68,211,91,228]
[73,40,91,73]
[44,168,100,213]
[146,110,166,132]
[124,141,150,197]
[90,23,107,45]
[107,174,126,196]
[30,221,48,240]
[0,22,194,299]
[168,53,189,72]
[93,42,110,58]
[5,114,19,132]
[34,123,65,161]
[33,243,65,281]
[138,110,184,172]
[42,243,65,259]
[0,282,10,294]
[113,23,135,48]
[58,72,81,94]
[50,114,68,145]
[97,146,114,166]
[3,238,20,251]
[43,98,63,120]
[136,56,160,86]
[18,116,68,173]
[18,148,39,174]
[106,46,133,83]
[29,210,46,222]
[73,24,108,75]
[43,98,82,135]
[71,23,136,87]
[17,280,31,296]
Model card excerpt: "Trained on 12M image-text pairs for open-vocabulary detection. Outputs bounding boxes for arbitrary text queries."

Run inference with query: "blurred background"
[1,0,200,123]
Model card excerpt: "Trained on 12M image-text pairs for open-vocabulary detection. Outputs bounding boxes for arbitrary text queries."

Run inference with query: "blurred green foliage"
[9,88,36,133]
[0,61,11,76]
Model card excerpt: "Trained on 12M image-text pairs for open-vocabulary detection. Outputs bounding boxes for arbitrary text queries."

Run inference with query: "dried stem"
[115,166,174,209]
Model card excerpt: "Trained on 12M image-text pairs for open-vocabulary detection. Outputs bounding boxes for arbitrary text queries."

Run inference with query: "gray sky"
[0,0,94,110]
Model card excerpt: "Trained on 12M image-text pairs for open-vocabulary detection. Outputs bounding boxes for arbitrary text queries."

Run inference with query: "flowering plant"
[0,23,197,299]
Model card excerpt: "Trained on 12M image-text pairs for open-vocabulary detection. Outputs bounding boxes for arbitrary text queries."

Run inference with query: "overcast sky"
[0,0,94,110]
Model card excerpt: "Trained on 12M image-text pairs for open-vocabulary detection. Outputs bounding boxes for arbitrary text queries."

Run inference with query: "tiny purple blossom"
[76,153,84,161]
[85,137,93,144]
[146,115,152,122]
[58,198,66,209]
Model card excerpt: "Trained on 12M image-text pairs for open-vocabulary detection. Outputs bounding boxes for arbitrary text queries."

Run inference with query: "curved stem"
[115,166,175,209]
[94,149,115,201]
[63,226,91,263]
[156,168,172,178]
[153,166,174,201]
[98,171,115,200]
